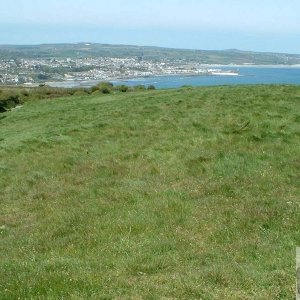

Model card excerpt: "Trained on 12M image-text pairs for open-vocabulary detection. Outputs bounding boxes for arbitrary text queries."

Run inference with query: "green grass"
[0,85,299,299]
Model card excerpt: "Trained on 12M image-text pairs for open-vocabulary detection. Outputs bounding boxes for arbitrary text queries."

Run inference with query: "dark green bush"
[92,82,114,94]
[0,92,21,111]
[117,85,129,92]
[100,87,111,94]
[0,80,152,113]
[84,88,92,94]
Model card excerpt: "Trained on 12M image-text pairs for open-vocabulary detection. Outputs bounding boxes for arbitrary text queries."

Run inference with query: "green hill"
[0,85,299,298]
[1,43,300,64]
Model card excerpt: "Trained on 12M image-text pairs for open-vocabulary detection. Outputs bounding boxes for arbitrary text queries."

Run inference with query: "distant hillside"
[0,43,300,64]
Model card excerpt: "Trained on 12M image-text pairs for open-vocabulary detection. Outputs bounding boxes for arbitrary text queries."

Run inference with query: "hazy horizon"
[1,39,300,56]
[1,0,299,54]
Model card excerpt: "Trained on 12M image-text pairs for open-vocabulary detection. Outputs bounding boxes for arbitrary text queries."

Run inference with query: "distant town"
[1,43,300,86]
[0,56,241,86]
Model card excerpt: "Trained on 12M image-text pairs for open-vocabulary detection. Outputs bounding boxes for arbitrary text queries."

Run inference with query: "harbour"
[46,66,300,89]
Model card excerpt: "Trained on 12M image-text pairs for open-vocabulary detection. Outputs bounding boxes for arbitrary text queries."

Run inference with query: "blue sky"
[1,0,299,53]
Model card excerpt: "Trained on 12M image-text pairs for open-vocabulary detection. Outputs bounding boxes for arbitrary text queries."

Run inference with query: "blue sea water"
[112,66,300,89]
[48,66,300,89]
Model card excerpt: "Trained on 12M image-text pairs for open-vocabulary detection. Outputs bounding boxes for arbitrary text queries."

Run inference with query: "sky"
[0,0,299,53]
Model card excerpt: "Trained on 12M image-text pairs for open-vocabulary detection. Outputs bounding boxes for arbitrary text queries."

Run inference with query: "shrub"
[117,85,129,92]
[134,85,146,91]
[92,90,100,96]
[0,92,21,110]
[73,90,87,96]
[96,82,114,94]
[147,85,156,90]
[21,90,30,97]
[84,88,92,94]
[0,105,6,113]
[100,87,111,94]
[91,86,98,93]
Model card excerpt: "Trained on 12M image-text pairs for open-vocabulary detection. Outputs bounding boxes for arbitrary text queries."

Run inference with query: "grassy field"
[0,85,299,299]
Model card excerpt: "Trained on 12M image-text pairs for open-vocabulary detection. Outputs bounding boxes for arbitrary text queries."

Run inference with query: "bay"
[48,66,300,89]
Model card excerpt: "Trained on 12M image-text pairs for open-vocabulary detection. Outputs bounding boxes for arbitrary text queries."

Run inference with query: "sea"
[47,66,300,89]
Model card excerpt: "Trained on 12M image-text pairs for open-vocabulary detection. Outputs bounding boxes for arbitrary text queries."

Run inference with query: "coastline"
[2,64,299,89]
[45,72,238,88]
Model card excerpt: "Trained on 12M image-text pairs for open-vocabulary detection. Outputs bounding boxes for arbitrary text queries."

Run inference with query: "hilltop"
[0,85,299,298]
[1,43,300,64]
